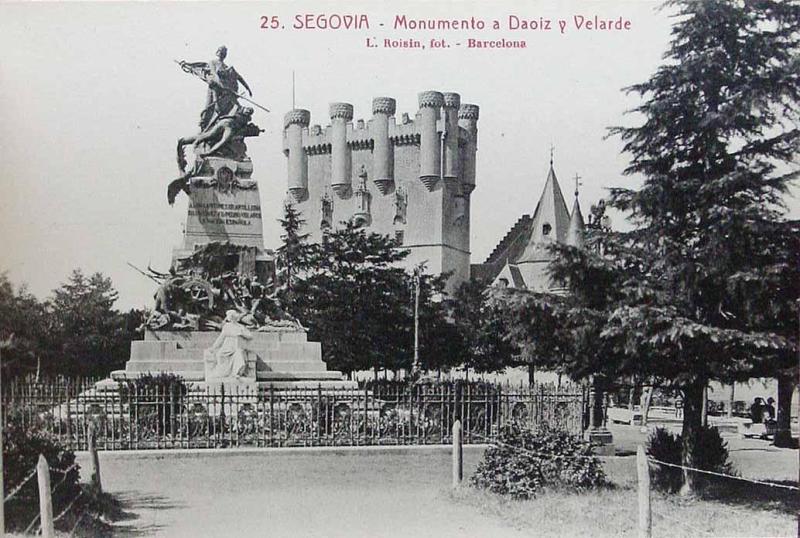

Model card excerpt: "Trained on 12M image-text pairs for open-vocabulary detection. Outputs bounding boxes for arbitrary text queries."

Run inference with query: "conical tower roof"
[566,197,585,249]
[516,163,571,264]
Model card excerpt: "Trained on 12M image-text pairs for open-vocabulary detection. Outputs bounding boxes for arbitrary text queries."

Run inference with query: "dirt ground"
[75,429,798,537]
[76,446,529,538]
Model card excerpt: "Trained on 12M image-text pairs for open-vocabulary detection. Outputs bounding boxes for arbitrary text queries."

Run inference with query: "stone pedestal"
[586,428,615,456]
[112,329,356,389]
[171,157,273,279]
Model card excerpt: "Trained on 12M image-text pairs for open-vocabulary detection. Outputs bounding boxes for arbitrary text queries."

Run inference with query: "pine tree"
[607,0,800,492]
[49,269,132,376]
[276,202,311,294]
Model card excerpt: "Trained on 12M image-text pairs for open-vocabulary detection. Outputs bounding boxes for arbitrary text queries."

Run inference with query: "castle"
[282,91,586,294]
[283,91,479,290]
[472,158,585,292]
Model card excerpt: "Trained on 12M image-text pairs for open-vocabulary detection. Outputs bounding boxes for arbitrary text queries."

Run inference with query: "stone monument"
[108,47,354,391]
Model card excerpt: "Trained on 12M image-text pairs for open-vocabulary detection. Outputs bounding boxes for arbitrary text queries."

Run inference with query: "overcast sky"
[1,1,797,310]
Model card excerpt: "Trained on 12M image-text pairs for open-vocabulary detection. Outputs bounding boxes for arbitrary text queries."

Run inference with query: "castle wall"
[283,92,479,291]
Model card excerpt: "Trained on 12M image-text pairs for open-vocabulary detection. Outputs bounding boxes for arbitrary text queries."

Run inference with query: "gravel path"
[77,446,528,538]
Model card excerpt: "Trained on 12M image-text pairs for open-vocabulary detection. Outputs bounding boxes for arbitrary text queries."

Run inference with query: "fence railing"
[3,380,586,450]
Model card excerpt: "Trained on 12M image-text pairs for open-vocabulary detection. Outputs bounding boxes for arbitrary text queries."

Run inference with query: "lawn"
[449,426,799,538]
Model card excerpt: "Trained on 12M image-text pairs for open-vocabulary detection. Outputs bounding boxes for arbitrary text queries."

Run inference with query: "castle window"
[542,223,552,236]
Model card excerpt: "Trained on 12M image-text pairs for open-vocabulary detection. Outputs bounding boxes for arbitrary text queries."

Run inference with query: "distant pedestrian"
[765,397,776,421]
[750,397,765,423]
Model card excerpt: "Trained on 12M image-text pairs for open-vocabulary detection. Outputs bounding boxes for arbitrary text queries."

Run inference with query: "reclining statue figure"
[167,106,260,205]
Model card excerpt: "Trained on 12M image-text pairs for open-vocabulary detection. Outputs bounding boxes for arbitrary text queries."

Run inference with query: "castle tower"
[566,197,586,249]
[473,157,586,293]
[514,162,571,291]
[282,91,480,290]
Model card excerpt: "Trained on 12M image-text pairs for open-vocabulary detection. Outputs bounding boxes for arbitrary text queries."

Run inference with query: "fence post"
[452,419,462,489]
[636,445,651,538]
[88,422,102,493]
[36,454,54,538]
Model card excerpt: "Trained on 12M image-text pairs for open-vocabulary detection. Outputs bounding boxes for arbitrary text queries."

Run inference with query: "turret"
[417,91,444,190]
[330,102,354,197]
[566,197,586,249]
[458,104,479,194]
[442,92,460,182]
[371,97,396,194]
[284,109,311,202]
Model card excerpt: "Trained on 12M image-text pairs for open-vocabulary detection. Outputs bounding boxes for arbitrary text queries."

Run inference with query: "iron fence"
[3,380,586,450]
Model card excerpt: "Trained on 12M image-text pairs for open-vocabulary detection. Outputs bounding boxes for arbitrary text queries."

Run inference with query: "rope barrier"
[647,457,800,492]
[3,466,39,503]
[52,464,81,495]
[49,462,80,476]
[20,462,84,533]
[53,490,83,522]
[68,509,87,537]
[465,429,599,462]
[23,511,40,535]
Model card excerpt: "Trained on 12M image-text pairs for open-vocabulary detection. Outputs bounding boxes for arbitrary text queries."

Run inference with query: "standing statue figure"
[204,310,253,380]
[179,45,253,131]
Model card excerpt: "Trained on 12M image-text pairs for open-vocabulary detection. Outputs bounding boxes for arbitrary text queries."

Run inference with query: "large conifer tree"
[608,0,800,490]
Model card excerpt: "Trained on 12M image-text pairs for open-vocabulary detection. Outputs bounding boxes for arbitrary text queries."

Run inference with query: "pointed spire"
[566,196,586,249]
[517,159,571,264]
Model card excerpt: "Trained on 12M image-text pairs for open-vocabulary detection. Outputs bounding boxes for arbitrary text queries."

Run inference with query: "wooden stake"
[88,422,102,493]
[36,454,54,538]
[452,420,462,488]
[636,445,651,538]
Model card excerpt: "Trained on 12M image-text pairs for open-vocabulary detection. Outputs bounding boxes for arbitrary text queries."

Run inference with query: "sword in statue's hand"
[174,60,271,113]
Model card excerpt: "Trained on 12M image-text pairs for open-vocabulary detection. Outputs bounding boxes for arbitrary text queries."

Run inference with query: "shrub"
[119,373,188,436]
[646,426,735,493]
[3,410,82,533]
[471,424,607,499]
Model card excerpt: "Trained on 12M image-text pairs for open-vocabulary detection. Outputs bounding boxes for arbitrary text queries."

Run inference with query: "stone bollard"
[636,445,651,538]
[88,422,102,493]
[36,454,54,538]
[452,420,463,488]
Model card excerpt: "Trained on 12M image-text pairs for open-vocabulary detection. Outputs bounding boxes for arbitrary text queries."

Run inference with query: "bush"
[647,426,735,493]
[471,424,607,499]
[3,410,82,533]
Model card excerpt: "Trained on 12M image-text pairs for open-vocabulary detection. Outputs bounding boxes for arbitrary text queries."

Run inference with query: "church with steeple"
[470,155,585,291]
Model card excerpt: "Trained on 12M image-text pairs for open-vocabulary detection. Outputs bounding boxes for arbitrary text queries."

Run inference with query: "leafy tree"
[415,271,465,375]
[450,278,517,376]
[0,273,52,378]
[291,221,412,377]
[49,269,134,377]
[604,0,800,491]
[725,220,799,446]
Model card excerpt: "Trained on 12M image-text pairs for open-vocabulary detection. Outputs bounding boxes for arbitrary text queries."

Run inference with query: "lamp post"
[411,265,421,376]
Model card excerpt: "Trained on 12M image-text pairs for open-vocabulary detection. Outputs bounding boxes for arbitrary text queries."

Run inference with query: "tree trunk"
[641,385,653,427]
[727,384,734,419]
[592,381,605,429]
[628,384,636,425]
[680,378,705,496]
[773,372,796,448]
[527,364,535,386]
[373,366,378,383]
[701,384,709,427]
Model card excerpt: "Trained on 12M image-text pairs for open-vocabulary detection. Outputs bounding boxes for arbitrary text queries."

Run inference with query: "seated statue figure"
[204,310,253,380]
